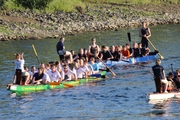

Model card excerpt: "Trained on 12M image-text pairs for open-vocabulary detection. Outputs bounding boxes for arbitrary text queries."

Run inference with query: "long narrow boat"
[9,71,106,93]
[98,53,158,69]
[146,92,180,100]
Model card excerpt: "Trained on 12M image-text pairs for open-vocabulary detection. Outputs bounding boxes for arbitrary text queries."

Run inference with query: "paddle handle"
[98,58,116,76]
[147,39,164,59]
[32,44,40,64]
[32,44,38,56]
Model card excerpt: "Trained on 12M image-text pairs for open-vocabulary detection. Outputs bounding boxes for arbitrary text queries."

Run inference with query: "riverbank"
[0,3,180,41]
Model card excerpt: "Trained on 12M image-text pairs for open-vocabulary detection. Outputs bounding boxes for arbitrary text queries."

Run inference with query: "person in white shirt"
[47,64,62,82]
[43,69,51,84]
[13,53,25,85]
[45,63,51,74]
[79,58,90,76]
[63,64,77,81]
[72,61,86,79]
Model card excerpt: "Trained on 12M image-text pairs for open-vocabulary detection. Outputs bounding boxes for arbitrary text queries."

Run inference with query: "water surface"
[0,24,180,119]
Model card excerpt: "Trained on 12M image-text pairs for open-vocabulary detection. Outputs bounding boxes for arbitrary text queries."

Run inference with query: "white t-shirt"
[43,72,50,83]
[14,59,25,72]
[80,65,89,73]
[64,69,74,81]
[48,71,61,82]
[73,67,85,79]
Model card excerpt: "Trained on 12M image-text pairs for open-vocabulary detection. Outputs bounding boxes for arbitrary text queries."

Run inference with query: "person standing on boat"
[88,38,100,60]
[56,37,73,62]
[139,21,151,48]
[13,53,25,85]
[152,59,168,93]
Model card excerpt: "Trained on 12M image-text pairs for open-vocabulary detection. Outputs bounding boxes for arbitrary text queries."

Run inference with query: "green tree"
[14,0,52,9]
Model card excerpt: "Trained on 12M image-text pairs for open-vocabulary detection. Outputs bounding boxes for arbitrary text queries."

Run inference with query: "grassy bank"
[2,0,180,13]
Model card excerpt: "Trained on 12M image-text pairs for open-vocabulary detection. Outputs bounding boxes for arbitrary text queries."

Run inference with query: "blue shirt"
[89,63,99,71]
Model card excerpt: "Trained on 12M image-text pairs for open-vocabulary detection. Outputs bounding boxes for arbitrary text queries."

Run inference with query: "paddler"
[32,67,50,84]
[152,59,168,93]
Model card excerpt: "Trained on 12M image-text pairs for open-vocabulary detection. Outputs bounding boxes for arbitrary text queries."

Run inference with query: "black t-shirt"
[152,65,165,79]
[133,48,140,57]
[110,51,118,61]
[33,73,44,81]
[78,53,87,59]
[100,50,112,60]
[56,41,64,52]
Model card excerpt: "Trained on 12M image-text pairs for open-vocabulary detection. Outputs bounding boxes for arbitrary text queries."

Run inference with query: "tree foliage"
[14,0,52,9]
[0,0,6,6]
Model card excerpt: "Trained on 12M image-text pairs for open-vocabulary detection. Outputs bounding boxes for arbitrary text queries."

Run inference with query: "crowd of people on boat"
[7,52,102,88]
[57,37,155,65]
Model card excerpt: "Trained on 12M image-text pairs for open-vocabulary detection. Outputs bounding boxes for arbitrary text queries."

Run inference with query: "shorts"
[58,50,66,55]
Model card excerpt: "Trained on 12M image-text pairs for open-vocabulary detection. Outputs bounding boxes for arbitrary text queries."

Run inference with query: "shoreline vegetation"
[0,0,180,41]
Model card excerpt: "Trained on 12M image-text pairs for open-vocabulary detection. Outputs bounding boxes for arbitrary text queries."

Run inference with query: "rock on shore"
[0,4,180,41]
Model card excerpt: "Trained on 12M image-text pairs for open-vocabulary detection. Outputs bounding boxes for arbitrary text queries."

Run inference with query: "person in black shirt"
[152,59,168,93]
[99,45,113,61]
[56,37,73,63]
[110,45,118,61]
[139,21,151,48]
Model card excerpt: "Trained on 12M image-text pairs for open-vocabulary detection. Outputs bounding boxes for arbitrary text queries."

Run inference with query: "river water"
[0,24,180,120]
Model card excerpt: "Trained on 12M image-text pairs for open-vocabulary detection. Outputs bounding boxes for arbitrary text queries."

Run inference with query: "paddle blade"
[127,32,131,42]
[160,55,164,59]
[63,83,74,88]
[49,82,60,85]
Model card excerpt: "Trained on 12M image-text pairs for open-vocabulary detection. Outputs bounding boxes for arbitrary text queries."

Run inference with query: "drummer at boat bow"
[56,37,73,62]
[152,59,168,93]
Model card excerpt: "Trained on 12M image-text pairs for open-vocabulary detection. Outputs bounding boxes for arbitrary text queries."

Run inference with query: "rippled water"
[0,24,180,119]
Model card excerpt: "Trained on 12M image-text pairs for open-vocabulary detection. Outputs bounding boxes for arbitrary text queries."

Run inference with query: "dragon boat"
[9,71,106,93]
[98,52,158,69]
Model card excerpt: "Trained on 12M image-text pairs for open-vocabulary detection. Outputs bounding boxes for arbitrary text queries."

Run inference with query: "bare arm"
[88,45,92,55]
[163,70,166,79]
[146,28,151,38]
[21,53,24,60]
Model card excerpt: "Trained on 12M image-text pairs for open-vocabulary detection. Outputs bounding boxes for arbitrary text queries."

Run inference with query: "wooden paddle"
[98,57,116,76]
[147,39,164,59]
[32,44,40,64]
